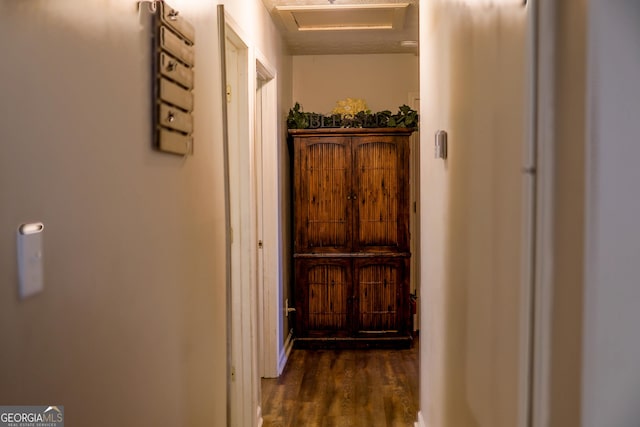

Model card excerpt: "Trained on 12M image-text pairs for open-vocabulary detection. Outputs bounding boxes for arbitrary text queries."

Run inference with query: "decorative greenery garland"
[287,102,419,130]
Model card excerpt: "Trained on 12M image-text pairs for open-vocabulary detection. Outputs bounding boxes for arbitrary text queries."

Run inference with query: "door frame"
[254,52,284,379]
[220,9,261,427]
[408,91,420,333]
[524,0,557,426]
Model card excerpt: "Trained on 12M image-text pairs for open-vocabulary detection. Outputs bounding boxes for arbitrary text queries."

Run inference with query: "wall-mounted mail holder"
[141,1,195,156]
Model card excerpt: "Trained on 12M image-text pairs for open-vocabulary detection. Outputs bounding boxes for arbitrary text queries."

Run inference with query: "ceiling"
[261,0,419,55]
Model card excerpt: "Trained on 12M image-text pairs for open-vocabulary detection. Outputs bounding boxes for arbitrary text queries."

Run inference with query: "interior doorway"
[254,55,283,379]
[219,6,288,426]
[223,16,261,427]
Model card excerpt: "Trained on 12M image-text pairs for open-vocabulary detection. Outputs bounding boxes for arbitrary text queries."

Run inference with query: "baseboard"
[415,411,426,427]
[256,405,263,427]
[294,335,413,350]
[277,329,294,375]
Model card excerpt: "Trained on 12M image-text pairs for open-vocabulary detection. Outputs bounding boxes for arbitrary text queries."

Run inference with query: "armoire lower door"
[294,258,353,338]
[354,257,409,336]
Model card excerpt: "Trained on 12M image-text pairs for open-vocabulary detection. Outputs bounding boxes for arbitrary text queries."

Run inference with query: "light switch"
[17,222,44,299]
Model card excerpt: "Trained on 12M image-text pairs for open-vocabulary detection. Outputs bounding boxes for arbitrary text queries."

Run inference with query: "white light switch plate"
[17,223,44,299]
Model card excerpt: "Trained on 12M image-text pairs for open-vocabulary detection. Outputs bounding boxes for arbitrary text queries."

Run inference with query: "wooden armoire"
[290,127,414,348]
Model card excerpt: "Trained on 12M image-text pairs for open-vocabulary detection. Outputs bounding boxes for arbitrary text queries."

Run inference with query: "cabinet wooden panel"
[295,258,353,336]
[296,256,410,340]
[291,128,414,348]
[353,136,409,252]
[355,257,407,334]
[295,137,352,253]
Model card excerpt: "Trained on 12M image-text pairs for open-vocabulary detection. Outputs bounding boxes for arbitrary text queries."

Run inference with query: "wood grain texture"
[291,128,413,345]
[262,339,419,427]
[308,263,349,330]
[354,141,400,248]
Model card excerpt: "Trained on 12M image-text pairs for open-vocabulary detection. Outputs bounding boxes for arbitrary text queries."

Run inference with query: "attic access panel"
[276,3,410,32]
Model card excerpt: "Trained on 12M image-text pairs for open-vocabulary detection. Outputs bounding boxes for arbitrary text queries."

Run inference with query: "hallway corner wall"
[582,2,640,426]
[419,0,528,426]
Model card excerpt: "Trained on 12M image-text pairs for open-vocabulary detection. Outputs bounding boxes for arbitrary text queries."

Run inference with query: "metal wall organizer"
[142,1,195,155]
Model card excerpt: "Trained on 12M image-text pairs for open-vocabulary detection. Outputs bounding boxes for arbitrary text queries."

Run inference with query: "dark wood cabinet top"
[288,127,415,137]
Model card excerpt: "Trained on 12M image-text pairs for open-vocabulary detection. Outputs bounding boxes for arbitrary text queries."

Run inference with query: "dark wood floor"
[261,338,419,427]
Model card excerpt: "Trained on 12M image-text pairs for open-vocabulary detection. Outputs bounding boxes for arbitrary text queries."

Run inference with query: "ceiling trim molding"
[276,3,410,32]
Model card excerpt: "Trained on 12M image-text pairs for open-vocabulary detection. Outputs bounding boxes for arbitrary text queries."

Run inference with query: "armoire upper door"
[352,136,409,252]
[294,136,353,253]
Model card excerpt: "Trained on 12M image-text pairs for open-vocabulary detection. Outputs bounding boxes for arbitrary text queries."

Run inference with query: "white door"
[255,56,284,380]
[226,33,259,427]
[255,72,279,379]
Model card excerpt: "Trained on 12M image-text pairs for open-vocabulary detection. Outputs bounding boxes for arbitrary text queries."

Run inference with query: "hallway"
[261,340,419,427]
[5,1,639,426]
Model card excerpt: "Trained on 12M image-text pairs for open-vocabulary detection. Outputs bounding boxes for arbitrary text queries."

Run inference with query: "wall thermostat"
[435,130,448,159]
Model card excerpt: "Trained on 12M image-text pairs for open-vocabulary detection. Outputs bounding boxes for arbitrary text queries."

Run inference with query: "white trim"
[529,0,556,426]
[256,406,263,427]
[225,33,253,427]
[519,1,538,426]
[225,12,262,427]
[216,7,232,426]
[408,91,420,332]
[256,50,277,82]
[278,329,295,375]
[256,68,267,379]
[255,50,282,379]
[414,411,426,427]
[276,3,410,33]
[519,1,556,426]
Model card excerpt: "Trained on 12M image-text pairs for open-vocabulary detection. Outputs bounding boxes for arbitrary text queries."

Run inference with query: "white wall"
[292,54,419,114]
[0,0,289,425]
[419,1,528,426]
[582,2,640,426]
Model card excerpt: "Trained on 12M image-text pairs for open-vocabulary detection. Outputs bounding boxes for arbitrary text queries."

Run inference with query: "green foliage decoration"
[388,104,420,129]
[287,103,418,130]
[286,102,309,130]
